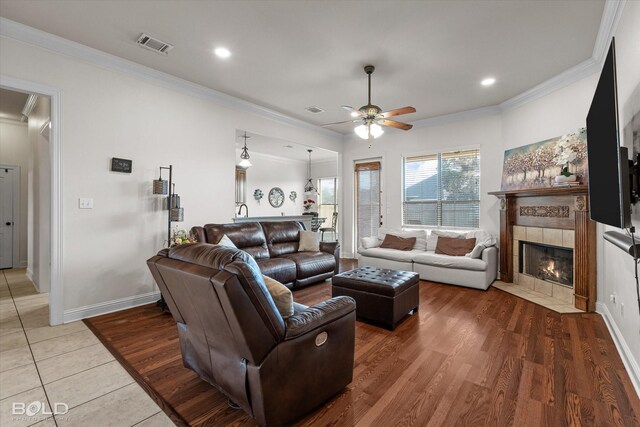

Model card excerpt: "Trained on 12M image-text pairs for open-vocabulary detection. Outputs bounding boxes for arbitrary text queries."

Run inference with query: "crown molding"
[0,117,27,125]
[0,18,342,141]
[592,0,626,65]
[498,58,600,112]
[412,105,501,129]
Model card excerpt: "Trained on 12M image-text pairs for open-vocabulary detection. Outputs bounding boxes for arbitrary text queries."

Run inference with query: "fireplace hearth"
[520,242,573,287]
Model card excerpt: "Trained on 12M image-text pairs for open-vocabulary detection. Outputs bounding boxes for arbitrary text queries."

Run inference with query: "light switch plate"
[79,198,94,209]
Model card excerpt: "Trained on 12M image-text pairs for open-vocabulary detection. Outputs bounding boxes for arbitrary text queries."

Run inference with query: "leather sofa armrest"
[191,226,206,243]
[320,241,340,274]
[284,296,355,340]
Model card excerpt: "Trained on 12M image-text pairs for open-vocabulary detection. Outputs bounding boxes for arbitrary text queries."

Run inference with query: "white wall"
[341,115,503,256]
[311,158,338,179]
[26,97,51,292]
[0,119,28,267]
[599,0,640,391]
[0,35,340,319]
[240,152,306,217]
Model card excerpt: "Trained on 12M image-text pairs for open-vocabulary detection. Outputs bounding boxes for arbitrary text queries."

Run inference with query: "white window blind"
[403,149,480,228]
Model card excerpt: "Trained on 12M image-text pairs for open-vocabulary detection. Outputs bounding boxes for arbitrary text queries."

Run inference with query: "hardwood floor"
[85,261,640,427]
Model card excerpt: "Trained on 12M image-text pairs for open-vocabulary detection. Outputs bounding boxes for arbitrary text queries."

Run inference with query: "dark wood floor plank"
[84,260,640,427]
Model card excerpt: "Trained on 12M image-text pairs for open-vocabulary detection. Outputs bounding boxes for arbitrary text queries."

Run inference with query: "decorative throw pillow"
[262,275,294,319]
[360,236,381,249]
[427,230,466,251]
[435,236,477,256]
[216,234,237,249]
[298,231,320,252]
[378,229,427,251]
[466,243,486,258]
[380,234,416,251]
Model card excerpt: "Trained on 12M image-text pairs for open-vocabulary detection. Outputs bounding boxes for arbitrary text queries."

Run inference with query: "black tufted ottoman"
[332,266,419,330]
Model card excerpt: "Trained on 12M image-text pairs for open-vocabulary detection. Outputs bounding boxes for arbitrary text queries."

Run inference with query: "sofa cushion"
[279,252,336,279]
[358,248,423,262]
[257,258,297,285]
[203,222,270,259]
[216,234,237,249]
[426,230,466,251]
[298,231,320,252]
[360,236,381,249]
[466,243,486,258]
[380,234,416,251]
[435,236,476,256]
[378,229,427,251]
[262,275,294,319]
[261,221,304,257]
[413,251,487,271]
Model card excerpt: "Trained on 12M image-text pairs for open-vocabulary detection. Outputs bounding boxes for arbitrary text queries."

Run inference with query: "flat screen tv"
[586,38,632,229]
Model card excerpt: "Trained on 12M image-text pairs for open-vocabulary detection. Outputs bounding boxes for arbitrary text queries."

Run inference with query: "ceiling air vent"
[136,33,174,55]
[305,106,325,114]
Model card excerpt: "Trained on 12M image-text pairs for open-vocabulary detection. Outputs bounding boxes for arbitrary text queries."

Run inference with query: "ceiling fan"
[322,65,416,142]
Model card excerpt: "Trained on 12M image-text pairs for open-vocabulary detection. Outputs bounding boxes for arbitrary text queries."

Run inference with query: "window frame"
[401,147,481,229]
[317,176,338,218]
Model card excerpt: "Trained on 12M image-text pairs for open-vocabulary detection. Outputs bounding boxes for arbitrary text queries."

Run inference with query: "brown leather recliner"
[147,243,356,426]
[191,221,339,288]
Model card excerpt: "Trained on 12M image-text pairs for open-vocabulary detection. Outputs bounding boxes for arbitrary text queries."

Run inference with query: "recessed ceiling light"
[214,47,231,58]
[481,77,496,87]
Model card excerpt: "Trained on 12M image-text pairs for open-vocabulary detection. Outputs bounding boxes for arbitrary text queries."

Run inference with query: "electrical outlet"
[610,293,617,304]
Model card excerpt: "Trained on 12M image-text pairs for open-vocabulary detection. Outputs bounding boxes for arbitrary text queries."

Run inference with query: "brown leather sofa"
[191,221,339,288]
[147,244,356,426]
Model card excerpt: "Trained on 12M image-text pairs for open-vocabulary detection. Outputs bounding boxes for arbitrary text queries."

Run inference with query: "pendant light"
[238,131,252,169]
[304,149,317,192]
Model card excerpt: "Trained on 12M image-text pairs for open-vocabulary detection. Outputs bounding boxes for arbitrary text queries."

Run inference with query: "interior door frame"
[0,75,63,326]
[0,164,21,269]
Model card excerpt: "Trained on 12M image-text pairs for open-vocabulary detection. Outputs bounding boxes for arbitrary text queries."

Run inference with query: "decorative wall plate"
[268,187,285,208]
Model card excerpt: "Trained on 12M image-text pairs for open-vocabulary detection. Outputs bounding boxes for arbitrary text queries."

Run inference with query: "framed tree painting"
[501,128,587,190]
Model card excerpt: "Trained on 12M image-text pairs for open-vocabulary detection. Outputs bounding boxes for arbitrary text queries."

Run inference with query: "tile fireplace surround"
[489,186,596,313]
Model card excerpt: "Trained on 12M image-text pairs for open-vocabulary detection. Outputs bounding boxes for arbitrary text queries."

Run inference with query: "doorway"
[355,160,382,242]
[1,76,62,325]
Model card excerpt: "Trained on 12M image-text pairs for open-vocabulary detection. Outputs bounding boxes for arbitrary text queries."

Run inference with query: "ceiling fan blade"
[341,105,363,116]
[321,119,361,127]
[379,119,413,131]
[380,106,416,118]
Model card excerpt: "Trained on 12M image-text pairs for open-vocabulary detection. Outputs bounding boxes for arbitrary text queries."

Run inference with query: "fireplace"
[489,186,596,311]
[520,242,573,287]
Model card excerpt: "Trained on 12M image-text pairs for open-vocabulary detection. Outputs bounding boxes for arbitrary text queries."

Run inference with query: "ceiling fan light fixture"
[370,123,384,138]
[354,123,384,140]
[354,124,369,139]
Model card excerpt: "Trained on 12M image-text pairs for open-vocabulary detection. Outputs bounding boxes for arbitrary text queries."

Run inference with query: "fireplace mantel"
[489,185,596,311]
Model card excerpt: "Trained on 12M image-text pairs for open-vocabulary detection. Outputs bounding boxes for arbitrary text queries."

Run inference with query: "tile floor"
[492,280,584,313]
[0,269,175,427]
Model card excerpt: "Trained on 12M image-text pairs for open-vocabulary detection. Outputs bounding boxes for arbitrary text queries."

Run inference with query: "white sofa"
[357,229,498,290]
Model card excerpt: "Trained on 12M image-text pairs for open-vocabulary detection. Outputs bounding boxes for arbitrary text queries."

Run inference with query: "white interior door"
[0,168,16,269]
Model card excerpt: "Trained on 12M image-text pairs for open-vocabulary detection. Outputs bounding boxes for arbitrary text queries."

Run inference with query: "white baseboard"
[63,291,161,323]
[18,260,27,268]
[596,302,640,398]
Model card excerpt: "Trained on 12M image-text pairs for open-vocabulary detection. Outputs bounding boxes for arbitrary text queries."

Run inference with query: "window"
[317,177,337,221]
[402,148,480,228]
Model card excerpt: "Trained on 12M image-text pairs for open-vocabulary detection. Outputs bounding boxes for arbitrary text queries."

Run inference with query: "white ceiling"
[235,130,337,162]
[0,1,605,133]
[0,88,29,121]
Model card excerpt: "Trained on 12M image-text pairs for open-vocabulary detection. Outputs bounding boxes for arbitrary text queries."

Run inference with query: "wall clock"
[268,187,285,208]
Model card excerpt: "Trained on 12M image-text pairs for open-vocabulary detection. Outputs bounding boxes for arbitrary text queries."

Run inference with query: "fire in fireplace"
[520,241,573,287]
